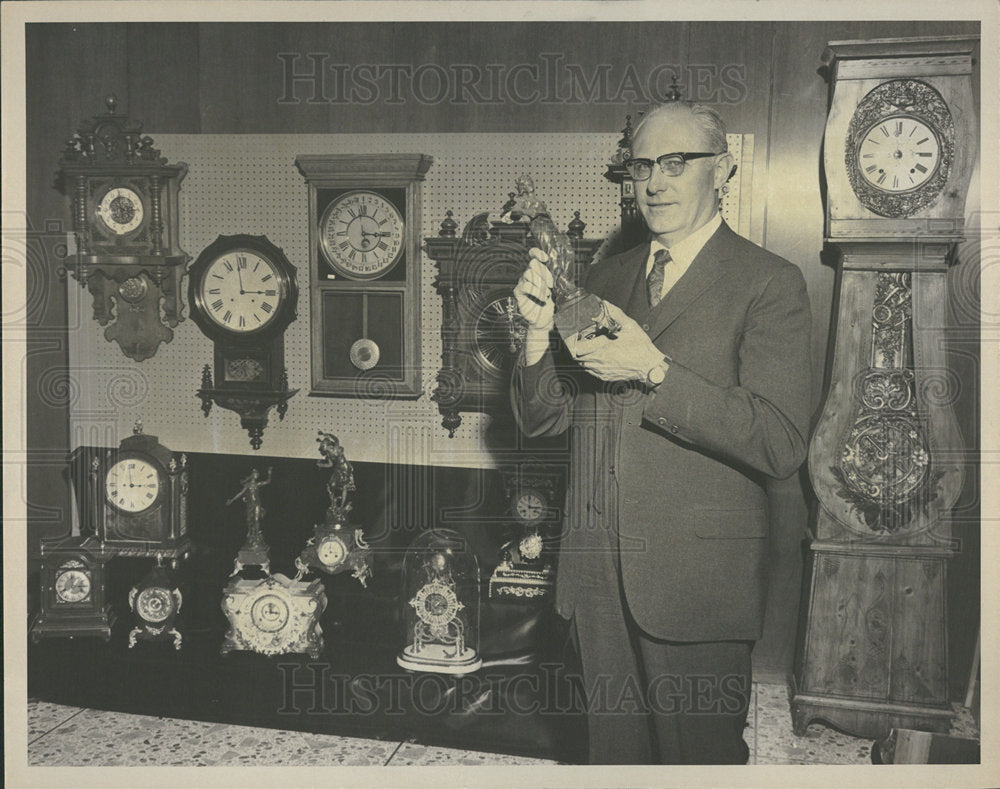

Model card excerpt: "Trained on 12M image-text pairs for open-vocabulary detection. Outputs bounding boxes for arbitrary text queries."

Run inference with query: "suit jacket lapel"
[588,243,649,317]
[644,222,736,342]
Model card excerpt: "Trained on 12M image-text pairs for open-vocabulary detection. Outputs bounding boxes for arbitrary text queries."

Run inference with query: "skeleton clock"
[792,36,978,739]
[190,234,299,450]
[59,95,188,361]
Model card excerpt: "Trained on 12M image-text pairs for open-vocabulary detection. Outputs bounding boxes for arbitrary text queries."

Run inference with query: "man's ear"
[713,151,736,190]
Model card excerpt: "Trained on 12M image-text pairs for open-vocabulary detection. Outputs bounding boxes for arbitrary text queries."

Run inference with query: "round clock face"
[55,566,91,604]
[317,536,347,568]
[136,587,175,623]
[96,186,145,235]
[105,457,161,513]
[513,489,547,525]
[319,190,405,279]
[251,594,290,633]
[411,580,462,628]
[856,116,941,194]
[199,249,285,334]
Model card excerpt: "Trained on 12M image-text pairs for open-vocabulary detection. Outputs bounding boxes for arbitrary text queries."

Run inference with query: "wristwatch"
[645,356,671,388]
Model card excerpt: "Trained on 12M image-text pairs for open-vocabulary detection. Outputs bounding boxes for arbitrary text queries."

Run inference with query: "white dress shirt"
[644,212,723,303]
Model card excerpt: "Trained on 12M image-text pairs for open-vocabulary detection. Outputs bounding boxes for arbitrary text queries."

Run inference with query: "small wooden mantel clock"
[58,94,189,361]
[792,36,978,739]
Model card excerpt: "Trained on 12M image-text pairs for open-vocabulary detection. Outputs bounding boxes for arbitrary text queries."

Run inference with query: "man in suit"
[512,102,812,764]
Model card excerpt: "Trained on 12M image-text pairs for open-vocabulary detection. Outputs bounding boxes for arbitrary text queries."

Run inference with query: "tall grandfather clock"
[793,36,978,739]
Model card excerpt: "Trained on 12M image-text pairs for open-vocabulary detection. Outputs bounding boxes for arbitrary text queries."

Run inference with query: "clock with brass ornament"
[128,557,183,649]
[58,94,189,361]
[190,234,299,450]
[296,154,432,399]
[88,421,191,558]
[793,35,978,742]
[295,431,372,585]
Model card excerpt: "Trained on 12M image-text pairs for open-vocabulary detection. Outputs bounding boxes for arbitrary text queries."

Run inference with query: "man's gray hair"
[632,102,728,154]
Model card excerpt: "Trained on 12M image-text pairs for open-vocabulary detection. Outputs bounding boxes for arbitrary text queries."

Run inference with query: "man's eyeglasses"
[624,152,723,181]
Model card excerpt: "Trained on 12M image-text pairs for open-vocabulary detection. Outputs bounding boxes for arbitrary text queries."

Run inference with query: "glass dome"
[397,528,482,674]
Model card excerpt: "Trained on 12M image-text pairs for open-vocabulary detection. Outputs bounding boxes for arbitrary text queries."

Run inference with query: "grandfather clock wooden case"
[793,37,977,738]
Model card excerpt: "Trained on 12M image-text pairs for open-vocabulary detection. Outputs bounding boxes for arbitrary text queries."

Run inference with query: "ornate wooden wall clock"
[88,422,192,558]
[58,95,188,361]
[190,234,299,450]
[31,536,116,641]
[792,36,978,739]
[296,154,433,398]
[425,194,602,436]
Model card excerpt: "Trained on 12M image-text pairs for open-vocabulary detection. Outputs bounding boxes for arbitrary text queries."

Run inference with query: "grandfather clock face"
[844,79,955,219]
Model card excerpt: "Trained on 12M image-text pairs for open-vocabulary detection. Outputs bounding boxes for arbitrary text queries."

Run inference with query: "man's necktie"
[647,248,671,307]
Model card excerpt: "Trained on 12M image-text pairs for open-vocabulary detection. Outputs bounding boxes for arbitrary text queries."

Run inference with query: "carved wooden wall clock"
[296,154,432,398]
[189,234,299,450]
[58,95,188,361]
[425,203,601,436]
[88,422,192,558]
[31,536,116,641]
[793,36,978,741]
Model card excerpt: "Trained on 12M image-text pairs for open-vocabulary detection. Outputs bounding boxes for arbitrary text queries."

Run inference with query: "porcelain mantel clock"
[59,95,188,361]
[792,36,977,740]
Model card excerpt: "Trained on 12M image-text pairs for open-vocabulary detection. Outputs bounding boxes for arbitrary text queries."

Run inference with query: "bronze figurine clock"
[793,35,977,740]
[296,154,432,398]
[190,234,299,450]
[58,94,189,361]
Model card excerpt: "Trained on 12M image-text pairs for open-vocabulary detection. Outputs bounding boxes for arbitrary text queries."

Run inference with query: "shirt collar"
[649,212,723,269]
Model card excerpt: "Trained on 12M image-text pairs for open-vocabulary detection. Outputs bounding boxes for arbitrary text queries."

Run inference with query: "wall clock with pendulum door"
[296,154,432,399]
[792,36,978,739]
[190,234,299,450]
[58,94,189,361]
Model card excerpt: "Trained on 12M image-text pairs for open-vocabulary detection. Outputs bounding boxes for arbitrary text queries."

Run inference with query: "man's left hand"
[567,302,666,382]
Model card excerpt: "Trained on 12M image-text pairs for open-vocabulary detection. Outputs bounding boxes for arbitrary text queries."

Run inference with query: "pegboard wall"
[67,132,753,468]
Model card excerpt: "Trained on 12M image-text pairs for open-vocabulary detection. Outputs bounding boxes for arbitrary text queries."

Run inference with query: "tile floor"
[27,683,978,766]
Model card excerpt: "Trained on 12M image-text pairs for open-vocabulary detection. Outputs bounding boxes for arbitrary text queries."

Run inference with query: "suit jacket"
[512,221,812,642]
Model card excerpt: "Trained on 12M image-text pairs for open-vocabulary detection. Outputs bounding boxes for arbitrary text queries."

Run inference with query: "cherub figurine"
[317,431,355,514]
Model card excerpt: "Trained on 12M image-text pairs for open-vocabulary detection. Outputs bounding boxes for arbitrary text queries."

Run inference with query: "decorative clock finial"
[439,210,458,237]
[665,75,683,102]
[105,94,118,113]
[567,210,586,239]
[133,419,143,435]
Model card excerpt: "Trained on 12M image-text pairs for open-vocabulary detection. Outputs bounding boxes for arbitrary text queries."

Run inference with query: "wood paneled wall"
[25,20,980,684]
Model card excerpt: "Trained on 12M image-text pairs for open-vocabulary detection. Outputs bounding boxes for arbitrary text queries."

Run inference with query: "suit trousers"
[567,527,753,765]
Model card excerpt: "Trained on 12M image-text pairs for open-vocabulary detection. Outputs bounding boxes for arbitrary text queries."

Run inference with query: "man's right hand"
[513,249,555,366]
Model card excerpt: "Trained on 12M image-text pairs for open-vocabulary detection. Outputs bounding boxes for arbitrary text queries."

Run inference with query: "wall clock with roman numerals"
[189,234,299,449]
[296,154,432,398]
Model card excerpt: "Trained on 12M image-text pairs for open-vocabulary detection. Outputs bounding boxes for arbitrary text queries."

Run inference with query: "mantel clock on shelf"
[398,529,482,674]
[190,233,299,450]
[296,154,432,399]
[88,421,192,558]
[31,536,116,641]
[792,36,978,740]
[424,177,603,436]
[295,431,372,585]
[128,555,183,649]
[58,94,189,361]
